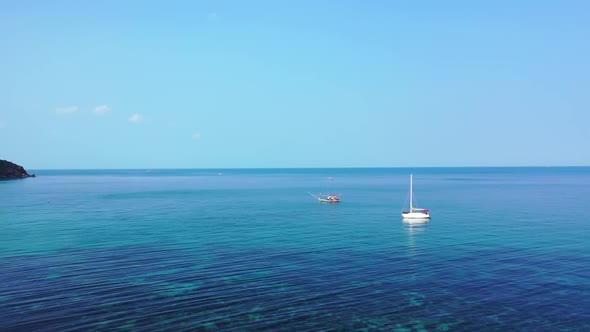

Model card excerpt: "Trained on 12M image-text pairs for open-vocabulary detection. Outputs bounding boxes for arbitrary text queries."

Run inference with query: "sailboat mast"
[410,174,413,211]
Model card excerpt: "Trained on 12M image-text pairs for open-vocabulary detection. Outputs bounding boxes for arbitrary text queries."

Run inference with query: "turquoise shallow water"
[1,167,589,331]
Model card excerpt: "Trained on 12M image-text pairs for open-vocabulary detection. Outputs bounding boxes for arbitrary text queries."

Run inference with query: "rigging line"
[401,194,409,213]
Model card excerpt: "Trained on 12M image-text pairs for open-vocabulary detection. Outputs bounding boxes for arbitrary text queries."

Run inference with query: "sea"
[0,167,589,331]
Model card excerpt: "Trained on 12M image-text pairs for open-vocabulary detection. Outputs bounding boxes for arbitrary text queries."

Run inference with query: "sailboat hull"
[402,213,430,224]
[402,212,430,220]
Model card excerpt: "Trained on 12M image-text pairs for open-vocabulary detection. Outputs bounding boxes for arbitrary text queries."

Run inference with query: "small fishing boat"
[316,193,341,203]
[402,174,430,221]
[309,177,341,203]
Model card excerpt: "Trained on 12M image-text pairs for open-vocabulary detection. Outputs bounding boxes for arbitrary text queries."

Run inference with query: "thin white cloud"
[128,114,142,123]
[55,106,78,114]
[207,12,218,20]
[94,104,110,115]
[192,132,201,140]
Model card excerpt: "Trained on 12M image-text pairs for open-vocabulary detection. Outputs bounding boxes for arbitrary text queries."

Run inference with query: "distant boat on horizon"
[402,174,430,222]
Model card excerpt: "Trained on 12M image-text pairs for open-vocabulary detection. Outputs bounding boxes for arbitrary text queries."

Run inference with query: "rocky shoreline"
[0,159,35,179]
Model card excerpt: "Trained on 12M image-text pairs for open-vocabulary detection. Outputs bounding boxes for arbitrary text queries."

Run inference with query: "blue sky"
[1,1,589,169]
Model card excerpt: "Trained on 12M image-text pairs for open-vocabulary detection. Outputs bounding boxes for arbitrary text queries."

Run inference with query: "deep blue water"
[1,167,589,331]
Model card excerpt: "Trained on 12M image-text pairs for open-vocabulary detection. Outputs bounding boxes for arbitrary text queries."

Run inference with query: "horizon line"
[28,165,590,171]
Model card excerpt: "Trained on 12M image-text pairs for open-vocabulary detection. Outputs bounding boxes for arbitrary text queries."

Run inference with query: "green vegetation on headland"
[0,159,35,179]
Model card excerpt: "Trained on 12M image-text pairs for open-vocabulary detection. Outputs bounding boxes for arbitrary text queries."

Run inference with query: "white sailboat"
[402,174,430,221]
